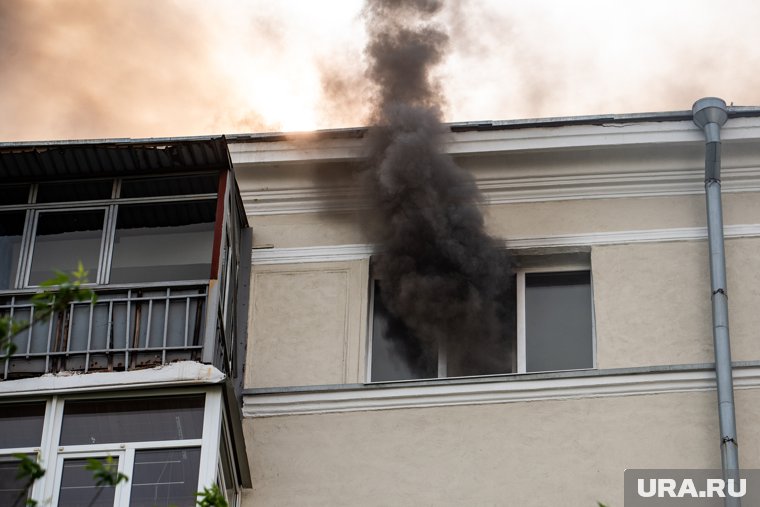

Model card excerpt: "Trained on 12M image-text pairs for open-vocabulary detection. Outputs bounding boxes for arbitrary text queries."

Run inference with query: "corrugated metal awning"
[0,137,230,182]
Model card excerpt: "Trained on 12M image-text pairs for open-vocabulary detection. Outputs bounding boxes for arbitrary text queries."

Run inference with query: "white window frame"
[0,175,218,291]
[22,206,110,287]
[50,449,129,507]
[515,263,596,374]
[215,412,241,507]
[0,398,53,503]
[24,387,224,507]
[367,261,596,382]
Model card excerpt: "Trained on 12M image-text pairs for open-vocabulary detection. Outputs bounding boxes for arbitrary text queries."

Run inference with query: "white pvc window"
[0,175,219,290]
[368,264,595,381]
[27,208,107,286]
[9,388,227,507]
[0,400,49,506]
[515,266,595,373]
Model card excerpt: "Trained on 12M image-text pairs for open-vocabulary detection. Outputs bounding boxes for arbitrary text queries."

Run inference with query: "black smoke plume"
[363,0,513,376]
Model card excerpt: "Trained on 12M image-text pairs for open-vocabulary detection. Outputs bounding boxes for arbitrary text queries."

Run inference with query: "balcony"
[1,282,216,379]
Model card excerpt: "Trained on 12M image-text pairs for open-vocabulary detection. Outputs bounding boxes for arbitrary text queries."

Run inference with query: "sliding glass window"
[28,209,105,286]
[109,200,216,284]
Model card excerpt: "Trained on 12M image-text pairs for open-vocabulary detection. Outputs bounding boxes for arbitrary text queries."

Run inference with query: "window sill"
[242,362,760,417]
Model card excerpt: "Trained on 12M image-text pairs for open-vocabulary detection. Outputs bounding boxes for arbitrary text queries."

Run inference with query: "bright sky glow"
[1,0,759,141]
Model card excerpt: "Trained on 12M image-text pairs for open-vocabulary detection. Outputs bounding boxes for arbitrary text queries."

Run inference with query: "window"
[28,209,106,285]
[0,174,218,289]
[369,259,595,381]
[0,401,46,506]
[0,388,238,507]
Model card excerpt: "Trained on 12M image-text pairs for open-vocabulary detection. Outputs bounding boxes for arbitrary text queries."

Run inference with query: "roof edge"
[3,106,760,147]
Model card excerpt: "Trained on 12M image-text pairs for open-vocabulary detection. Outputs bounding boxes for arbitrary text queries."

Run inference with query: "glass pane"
[0,184,30,205]
[28,210,104,286]
[109,201,216,284]
[130,448,201,507]
[370,283,437,382]
[0,456,31,506]
[220,431,236,502]
[0,402,45,448]
[58,457,117,507]
[60,394,205,445]
[36,179,113,203]
[120,173,218,198]
[0,211,26,290]
[525,271,593,372]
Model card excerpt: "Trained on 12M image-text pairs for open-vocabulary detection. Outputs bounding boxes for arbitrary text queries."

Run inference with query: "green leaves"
[1,262,96,362]
[11,453,44,507]
[85,455,128,487]
[196,484,229,507]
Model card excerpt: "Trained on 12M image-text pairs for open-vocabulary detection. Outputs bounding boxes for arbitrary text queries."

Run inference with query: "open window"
[368,254,595,381]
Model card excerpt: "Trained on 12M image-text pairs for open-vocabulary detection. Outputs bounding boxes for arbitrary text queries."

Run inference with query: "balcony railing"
[1,282,209,380]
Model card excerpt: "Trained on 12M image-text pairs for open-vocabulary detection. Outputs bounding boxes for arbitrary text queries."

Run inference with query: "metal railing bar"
[65,302,74,353]
[84,302,95,373]
[0,292,207,308]
[107,300,114,371]
[0,280,209,296]
[45,306,54,373]
[162,288,170,364]
[184,297,190,348]
[25,305,34,357]
[125,290,131,371]
[145,299,153,349]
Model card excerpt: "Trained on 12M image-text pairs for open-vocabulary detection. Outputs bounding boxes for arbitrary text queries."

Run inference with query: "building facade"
[2,105,760,505]
[233,107,760,506]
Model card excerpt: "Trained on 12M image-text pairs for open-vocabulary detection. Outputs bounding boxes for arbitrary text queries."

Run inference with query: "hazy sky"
[1,0,759,141]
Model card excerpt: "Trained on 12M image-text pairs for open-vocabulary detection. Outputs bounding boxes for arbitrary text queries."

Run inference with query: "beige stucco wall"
[593,237,760,368]
[240,388,760,506]
[248,192,760,248]
[244,190,760,386]
[246,260,369,388]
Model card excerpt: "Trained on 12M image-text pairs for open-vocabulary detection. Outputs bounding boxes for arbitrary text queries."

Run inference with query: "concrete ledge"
[0,361,225,397]
[242,362,760,417]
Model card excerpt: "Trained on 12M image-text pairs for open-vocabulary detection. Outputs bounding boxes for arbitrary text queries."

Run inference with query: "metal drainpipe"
[692,97,740,500]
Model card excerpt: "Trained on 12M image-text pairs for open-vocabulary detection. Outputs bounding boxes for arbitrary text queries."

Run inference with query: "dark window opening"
[370,283,437,381]
[370,269,593,381]
[120,173,218,198]
[0,184,30,205]
[0,211,26,289]
[36,179,113,203]
[370,280,514,381]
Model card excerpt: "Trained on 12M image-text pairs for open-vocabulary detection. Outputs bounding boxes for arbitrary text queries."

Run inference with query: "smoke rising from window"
[363,0,513,376]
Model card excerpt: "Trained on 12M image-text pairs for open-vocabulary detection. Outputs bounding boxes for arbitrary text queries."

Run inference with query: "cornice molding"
[242,365,760,418]
[250,223,760,265]
[230,117,760,165]
[240,166,760,215]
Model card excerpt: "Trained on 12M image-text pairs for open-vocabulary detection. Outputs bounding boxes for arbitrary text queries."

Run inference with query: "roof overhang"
[0,136,232,182]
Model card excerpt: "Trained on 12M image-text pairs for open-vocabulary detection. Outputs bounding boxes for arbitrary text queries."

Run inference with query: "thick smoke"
[363,0,513,376]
